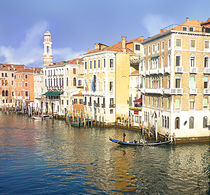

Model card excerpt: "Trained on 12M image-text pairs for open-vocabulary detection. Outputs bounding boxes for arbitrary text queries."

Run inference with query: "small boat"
[71,122,84,128]
[109,138,171,146]
[33,115,50,120]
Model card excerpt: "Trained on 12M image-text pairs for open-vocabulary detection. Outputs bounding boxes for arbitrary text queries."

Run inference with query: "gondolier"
[123,132,126,142]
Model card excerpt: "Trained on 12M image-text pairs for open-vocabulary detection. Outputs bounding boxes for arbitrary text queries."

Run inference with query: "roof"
[52,58,83,66]
[73,92,83,97]
[131,70,139,75]
[85,36,144,55]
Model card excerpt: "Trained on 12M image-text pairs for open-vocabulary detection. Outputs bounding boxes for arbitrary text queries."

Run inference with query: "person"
[123,132,126,142]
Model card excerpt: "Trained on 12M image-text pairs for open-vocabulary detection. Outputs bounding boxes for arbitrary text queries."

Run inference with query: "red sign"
[134,110,139,115]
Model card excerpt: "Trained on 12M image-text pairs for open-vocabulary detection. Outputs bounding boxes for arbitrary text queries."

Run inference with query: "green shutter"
[204,77,209,82]
[203,98,208,106]
[189,77,195,89]
[175,99,180,109]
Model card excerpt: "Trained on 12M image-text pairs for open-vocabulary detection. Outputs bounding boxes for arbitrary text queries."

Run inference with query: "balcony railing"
[204,67,210,74]
[150,69,158,75]
[163,88,171,94]
[171,88,183,95]
[130,56,140,65]
[190,67,198,74]
[164,66,170,74]
[189,88,197,94]
[145,88,163,94]
[203,88,210,94]
[175,66,183,73]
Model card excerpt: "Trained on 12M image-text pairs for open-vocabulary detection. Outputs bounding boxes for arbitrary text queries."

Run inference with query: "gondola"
[109,138,171,146]
[71,122,84,128]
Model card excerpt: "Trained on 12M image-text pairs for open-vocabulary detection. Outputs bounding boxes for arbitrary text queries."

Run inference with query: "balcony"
[145,69,150,75]
[204,67,210,74]
[95,103,99,107]
[171,88,183,95]
[145,88,163,94]
[189,88,197,95]
[88,102,92,106]
[175,66,183,73]
[101,104,105,108]
[190,67,198,74]
[150,69,158,75]
[164,66,170,74]
[130,56,140,66]
[163,88,171,94]
[109,104,115,108]
[139,69,145,76]
[203,88,210,94]
[158,66,164,74]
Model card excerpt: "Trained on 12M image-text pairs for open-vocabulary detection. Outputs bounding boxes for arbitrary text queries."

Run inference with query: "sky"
[0,0,209,67]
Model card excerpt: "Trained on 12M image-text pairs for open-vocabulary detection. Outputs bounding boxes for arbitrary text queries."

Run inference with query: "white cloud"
[142,14,175,36]
[0,21,84,66]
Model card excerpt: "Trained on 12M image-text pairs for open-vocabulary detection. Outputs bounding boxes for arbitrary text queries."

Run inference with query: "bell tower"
[43,30,53,66]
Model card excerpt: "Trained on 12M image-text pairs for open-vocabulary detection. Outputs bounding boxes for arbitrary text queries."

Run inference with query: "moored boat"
[71,122,84,128]
[109,138,171,146]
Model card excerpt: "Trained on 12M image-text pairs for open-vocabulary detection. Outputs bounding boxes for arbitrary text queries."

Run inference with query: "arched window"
[164,116,167,128]
[66,77,68,87]
[167,117,169,128]
[2,90,4,96]
[73,78,76,86]
[175,117,180,129]
[203,116,208,128]
[189,116,194,129]
[190,55,196,67]
[162,116,164,127]
[6,90,8,96]
[204,56,209,68]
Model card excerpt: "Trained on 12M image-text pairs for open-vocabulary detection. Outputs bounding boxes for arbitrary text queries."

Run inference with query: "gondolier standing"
[123,132,126,142]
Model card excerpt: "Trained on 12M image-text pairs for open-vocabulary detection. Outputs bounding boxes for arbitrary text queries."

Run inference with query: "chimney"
[121,36,127,52]
[94,43,98,50]
[88,49,90,53]
[186,17,189,22]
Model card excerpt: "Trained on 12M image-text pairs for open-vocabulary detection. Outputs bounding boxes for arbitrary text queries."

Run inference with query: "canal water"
[0,113,209,194]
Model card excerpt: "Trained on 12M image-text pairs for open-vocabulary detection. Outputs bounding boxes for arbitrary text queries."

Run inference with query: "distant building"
[140,17,210,139]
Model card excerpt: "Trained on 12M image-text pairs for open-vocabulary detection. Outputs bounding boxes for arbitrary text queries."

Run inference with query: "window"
[103,59,106,68]
[189,76,195,89]
[109,81,113,92]
[189,27,194,32]
[73,99,77,104]
[161,56,164,67]
[98,60,100,68]
[203,116,208,128]
[25,75,28,79]
[175,77,181,88]
[189,117,194,129]
[152,44,155,53]
[90,61,92,69]
[190,40,196,49]
[73,68,76,74]
[67,100,69,105]
[204,77,208,88]
[189,98,195,110]
[135,44,140,51]
[176,39,181,47]
[203,97,208,109]
[176,56,181,66]
[85,62,87,70]
[25,82,28,87]
[94,60,96,69]
[148,46,151,55]
[66,77,68,87]
[190,56,196,67]
[182,26,187,31]
[175,98,180,109]
[175,117,180,129]
[84,97,87,105]
[168,39,171,48]
[73,78,76,86]
[168,98,170,109]
[204,57,209,67]
[79,99,83,104]
[110,59,114,70]
[204,41,209,50]
[162,41,165,50]
[157,43,160,52]
[168,55,171,66]
[78,80,82,86]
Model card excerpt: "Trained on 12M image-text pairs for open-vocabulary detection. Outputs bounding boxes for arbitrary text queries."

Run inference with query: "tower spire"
[43,30,53,66]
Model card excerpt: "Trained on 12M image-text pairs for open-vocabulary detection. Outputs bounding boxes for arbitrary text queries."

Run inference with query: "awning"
[133,98,142,103]
[151,56,159,60]
[43,91,63,96]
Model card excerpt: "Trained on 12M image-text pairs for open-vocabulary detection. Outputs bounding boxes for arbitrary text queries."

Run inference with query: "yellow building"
[141,17,210,140]
[82,36,144,123]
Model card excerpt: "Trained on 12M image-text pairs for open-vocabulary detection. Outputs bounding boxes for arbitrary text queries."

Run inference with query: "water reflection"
[0,113,209,194]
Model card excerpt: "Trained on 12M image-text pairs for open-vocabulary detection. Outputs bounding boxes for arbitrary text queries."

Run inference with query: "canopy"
[151,56,159,60]
[133,98,142,103]
[43,91,63,96]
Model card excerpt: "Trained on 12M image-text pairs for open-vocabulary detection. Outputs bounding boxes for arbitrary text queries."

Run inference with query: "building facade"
[141,17,210,139]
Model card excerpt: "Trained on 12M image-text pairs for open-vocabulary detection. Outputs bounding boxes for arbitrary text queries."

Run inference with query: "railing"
[190,67,198,74]
[171,88,183,95]
[203,88,210,94]
[145,88,163,94]
[164,66,170,74]
[189,88,197,94]
[204,67,210,74]
[175,66,183,73]
[150,69,158,75]
[130,56,140,65]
